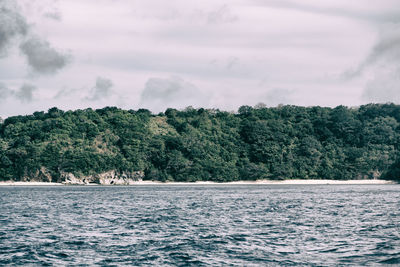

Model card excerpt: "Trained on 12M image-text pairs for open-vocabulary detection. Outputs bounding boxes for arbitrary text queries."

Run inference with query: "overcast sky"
[0,0,399,117]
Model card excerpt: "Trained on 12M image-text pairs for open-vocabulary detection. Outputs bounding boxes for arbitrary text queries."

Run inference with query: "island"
[1,104,400,184]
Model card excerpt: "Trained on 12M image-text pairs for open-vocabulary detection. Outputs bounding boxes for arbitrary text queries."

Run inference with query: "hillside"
[1,104,400,182]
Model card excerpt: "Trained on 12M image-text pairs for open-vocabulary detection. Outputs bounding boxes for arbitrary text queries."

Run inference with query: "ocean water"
[1,185,400,266]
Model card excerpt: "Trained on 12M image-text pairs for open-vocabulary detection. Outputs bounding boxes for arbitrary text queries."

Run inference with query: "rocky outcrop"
[60,172,86,185]
[61,170,144,185]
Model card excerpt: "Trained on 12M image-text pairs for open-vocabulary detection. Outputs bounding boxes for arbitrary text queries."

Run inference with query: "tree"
[1,104,400,182]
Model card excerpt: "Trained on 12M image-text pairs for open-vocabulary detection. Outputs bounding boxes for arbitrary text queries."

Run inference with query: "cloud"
[3,0,400,117]
[140,76,209,112]
[133,3,238,25]
[362,66,400,103]
[0,83,13,100]
[344,25,400,79]
[19,36,70,74]
[264,88,293,106]
[342,24,400,103]
[43,11,62,21]
[15,83,36,102]
[254,0,400,24]
[226,56,239,70]
[0,0,70,78]
[86,76,113,101]
[53,87,79,99]
[207,5,238,24]
[0,0,28,56]
[363,26,400,69]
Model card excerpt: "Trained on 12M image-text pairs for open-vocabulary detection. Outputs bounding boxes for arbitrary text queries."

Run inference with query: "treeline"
[1,104,400,182]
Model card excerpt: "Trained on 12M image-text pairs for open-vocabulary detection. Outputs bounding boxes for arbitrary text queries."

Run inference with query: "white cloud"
[0,0,399,117]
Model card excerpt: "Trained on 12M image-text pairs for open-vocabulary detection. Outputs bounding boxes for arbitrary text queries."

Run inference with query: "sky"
[0,0,399,117]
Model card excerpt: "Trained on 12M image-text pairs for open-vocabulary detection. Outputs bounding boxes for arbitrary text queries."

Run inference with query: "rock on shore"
[61,170,144,185]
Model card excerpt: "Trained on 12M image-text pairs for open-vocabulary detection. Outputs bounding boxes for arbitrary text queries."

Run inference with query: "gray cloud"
[362,66,400,103]
[140,76,209,112]
[19,36,70,74]
[136,3,238,25]
[86,77,113,101]
[255,0,400,24]
[207,5,238,24]
[357,26,400,76]
[344,24,400,103]
[264,88,293,106]
[43,11,62,21]
[342,25,400,80]
[0,1,28,56]
[15,83,36,102]
[0,82,13,100]
[226,56,239,70]
[0,0,70,77]
[54,87,79,99]
[3,0,400,117]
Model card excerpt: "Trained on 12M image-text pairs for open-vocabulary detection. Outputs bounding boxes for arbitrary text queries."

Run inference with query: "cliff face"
[20,168,144,184]
[61,170,144,185]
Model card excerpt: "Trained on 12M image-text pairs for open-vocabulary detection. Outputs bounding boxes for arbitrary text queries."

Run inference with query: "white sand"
[0,179,395,186]
[130,179,396,185]
[0,181,63,186]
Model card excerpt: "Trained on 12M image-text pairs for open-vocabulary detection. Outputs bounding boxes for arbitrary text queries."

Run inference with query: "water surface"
[1,185,400,266]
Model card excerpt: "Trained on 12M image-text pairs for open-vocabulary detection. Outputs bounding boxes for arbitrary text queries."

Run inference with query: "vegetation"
[1,104,400,182]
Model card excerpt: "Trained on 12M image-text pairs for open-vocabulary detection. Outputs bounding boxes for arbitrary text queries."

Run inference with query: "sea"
[1,185,400,266]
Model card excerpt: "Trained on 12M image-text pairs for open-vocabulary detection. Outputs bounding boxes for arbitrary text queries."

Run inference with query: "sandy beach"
[0,179,396,186]
[0,182,64,186]
[131,179,397,185]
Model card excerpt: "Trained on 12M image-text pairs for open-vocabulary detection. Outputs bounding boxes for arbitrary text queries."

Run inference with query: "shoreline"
[0,179,396,186]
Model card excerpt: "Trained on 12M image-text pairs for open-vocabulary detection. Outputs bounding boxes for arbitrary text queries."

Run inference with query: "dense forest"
[1,104,400,182]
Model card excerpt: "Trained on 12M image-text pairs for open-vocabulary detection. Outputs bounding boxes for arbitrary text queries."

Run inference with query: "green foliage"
[1,104,400,181]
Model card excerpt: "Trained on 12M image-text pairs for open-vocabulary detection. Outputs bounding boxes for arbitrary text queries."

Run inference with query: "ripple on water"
[0,185,400,265]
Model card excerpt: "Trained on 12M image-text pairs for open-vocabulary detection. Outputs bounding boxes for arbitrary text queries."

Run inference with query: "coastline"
[0,182,64,186]
[129,179,397,185]
[0,179,396,186]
